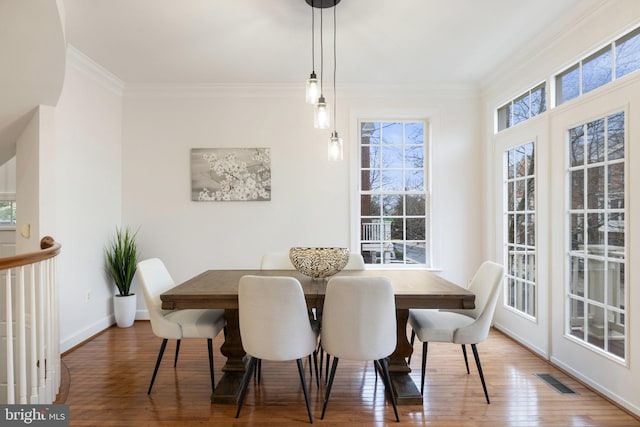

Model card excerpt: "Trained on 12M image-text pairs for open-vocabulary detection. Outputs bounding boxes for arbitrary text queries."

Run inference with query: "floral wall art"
[191,147,271,201]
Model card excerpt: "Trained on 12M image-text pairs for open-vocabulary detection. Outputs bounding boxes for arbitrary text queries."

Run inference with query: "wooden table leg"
[211,308,246,404]
[388,308,423,405]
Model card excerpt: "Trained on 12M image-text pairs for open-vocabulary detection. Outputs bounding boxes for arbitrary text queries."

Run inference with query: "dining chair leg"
[408,329,416,364]
[420,342,428,396]
[256,359,262,384]
[174,339,181,367]
[235,357,257,419]
[313,350,320,389]
[207,338,215,392]
[379,358,400,422]
[461,344,470,374]
[325,354,331,384]
[296,358,314,424]
[148,339,168,394]
[471,344,490,404]
[320,357,340,420]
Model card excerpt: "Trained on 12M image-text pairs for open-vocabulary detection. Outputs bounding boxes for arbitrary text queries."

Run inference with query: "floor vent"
[535,373,577,394]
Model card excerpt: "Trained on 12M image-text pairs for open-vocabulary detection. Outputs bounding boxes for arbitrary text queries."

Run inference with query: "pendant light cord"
[320,7,324,96]
[333,4,337,128]
[311,1,315,73]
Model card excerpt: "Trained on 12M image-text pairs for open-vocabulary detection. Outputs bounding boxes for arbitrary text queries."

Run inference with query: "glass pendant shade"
[305,72,320,104]
[314,96,330,129]
[328,131,344,161]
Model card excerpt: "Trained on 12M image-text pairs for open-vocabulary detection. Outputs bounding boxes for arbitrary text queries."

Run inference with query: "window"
[504,142,536,317]
[497,83,546,132]
[0,200,16,227]
[567,111,625,360]
[358,121,429,266]
[556,26,640,106]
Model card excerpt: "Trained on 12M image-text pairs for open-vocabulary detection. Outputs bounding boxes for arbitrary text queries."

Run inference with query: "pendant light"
[305,1,320,104]
[314,5,330,129]
[327,3,343,160]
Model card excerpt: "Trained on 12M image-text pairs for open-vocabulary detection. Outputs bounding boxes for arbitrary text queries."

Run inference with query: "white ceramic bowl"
[289,247,350,279]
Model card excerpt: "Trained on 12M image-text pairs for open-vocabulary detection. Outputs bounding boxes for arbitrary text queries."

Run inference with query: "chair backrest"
[260,252,295,269]
[343,253,366,270]
[136,258,182,338]
[321,276,396,361]
[453,261,505,344]
[238,275,317,361]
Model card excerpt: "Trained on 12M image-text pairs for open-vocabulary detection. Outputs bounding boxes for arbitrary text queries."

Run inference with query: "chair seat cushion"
[165,308,225,339]
[409,309,474,343]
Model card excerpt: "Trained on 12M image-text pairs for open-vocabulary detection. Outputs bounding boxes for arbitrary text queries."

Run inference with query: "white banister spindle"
[17,266,27,403]
[28,264,38,403]
[5,270,15,404]
[37,262,46,402]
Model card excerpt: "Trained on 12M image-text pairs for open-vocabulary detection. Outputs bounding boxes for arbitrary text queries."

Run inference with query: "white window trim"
[349,107,438,269]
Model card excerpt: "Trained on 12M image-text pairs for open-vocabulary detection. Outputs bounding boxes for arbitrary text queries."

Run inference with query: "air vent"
[534,373,577,394]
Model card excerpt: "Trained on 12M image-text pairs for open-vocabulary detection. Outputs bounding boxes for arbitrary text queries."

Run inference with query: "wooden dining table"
[160,268,475,405]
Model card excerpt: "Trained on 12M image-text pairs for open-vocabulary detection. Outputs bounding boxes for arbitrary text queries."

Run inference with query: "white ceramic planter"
[114,294,136,328]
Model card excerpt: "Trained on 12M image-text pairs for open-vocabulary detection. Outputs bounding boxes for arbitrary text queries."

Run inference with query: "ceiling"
[63,0,603,87]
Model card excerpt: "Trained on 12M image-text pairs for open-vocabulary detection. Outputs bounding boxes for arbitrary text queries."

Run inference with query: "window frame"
[356,119,431,268]
[565,110,627,362]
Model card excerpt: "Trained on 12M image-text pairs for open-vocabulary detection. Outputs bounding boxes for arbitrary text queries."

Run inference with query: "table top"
[161,269,475,311]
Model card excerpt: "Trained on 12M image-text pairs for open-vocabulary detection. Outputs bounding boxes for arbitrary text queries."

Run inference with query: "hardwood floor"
[59,321,640,426]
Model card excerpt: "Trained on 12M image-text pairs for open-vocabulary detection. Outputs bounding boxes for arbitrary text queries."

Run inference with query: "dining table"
[160,268,475,405]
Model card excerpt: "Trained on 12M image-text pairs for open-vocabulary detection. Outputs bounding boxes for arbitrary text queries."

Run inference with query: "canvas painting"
[191,147,271,201]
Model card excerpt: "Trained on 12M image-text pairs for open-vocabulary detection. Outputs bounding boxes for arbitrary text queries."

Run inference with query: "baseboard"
[550,356,640,418]
[493,323,548,359]
[136,309,150,320]
[60,315,114,353]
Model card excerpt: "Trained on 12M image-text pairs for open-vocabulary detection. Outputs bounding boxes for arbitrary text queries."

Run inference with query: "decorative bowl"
[289,247,350,279]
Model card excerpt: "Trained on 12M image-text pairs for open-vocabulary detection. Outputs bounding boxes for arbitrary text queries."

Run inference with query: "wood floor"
[58,321,640,426]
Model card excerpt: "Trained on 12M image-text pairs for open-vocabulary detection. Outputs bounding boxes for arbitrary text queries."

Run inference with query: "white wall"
[482,0,640,416]
[54,48,123,352]
[121,84,484,312]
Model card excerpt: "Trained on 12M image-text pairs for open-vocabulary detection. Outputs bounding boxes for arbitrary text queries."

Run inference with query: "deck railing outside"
[0,236,61,404]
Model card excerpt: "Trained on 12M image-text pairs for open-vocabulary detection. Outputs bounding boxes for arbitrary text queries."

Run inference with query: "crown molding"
[66,44,124,96]
[123,81,479,99]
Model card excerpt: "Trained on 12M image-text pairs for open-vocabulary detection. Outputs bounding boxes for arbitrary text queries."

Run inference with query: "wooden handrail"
[0,236,61,270]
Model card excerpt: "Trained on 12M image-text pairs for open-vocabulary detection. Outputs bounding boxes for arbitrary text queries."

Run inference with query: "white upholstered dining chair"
[408,260,504,403]
[320,276,400,422]
[235,275,319,424]
[136,258,226,394]
[260,252,295,269]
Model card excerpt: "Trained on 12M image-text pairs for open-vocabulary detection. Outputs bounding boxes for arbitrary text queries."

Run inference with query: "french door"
[492,119,550,358]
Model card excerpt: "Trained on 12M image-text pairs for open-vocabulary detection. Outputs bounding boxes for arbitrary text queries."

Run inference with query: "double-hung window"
[358,121,429,266]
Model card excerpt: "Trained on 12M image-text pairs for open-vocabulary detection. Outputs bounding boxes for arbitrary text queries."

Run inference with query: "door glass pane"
[587,305,605,350]
[570,257,584,296]
[587,259,605,303]
[587,166,604,209]
[608,112,625,160]
[571,170,584,209]
[587,118,605,164]
[569,125,585,166]
[570,214,584,251]
[566,112,625,360]
[504,142,536,318]
[569,297,585,340]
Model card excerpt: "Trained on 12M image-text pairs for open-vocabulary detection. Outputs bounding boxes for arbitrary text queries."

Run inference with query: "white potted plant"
[105,226,140,328]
